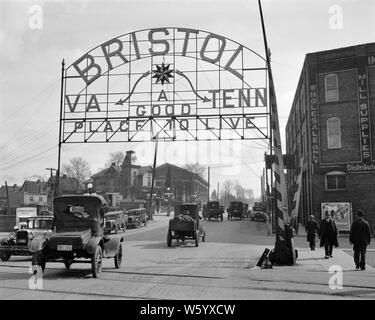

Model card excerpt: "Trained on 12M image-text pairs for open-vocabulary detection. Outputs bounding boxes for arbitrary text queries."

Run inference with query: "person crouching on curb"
[306,215,319,251]
[349,210,371,270]
[319,211,338,259]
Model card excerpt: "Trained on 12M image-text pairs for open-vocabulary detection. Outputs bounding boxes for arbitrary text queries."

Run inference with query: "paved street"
[0,214,374,300]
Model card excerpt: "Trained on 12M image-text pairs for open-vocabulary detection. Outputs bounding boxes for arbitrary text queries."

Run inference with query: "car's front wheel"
[114,244,122,269]
[91,246,103,278]
[0,251,10,262]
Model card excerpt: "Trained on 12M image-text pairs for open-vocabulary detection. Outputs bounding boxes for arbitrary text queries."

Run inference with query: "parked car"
[30,195,125,278]
[126,208,148,229]
[204,201,223,221]
[167,203,206,247]
[227,201,243,220]
[104,210,127,234]
[250,204,267,222]
[0,216,53,261]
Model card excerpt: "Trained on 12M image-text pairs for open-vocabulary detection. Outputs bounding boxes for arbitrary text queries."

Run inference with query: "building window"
[327,117,341,149]
[29,196,34,202]
[39,196,43,202]
[325,171,346,190]
[324,73,338,102]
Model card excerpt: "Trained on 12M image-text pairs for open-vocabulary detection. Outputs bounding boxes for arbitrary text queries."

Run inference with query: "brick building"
[286,42,375,233]
[155,163,208,203]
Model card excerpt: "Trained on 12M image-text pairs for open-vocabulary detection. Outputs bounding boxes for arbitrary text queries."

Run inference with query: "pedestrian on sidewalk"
[319,211,338,259]
[349,210,371,270]
[306,215,319,251]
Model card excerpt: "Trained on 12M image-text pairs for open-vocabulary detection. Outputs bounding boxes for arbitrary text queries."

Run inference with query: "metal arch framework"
[60,27,270,143]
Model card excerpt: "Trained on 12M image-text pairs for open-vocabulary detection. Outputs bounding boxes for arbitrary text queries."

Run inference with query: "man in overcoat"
[319,211,338,259]
[349,210,371,270]
[306,215,319,251]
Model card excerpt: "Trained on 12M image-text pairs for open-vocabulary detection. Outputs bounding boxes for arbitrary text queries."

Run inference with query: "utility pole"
[56,59,65,197]
[149,135,159,221]
[207,166,210,203]
[217,181,220,201]
[5,181,10,215]
[46,168,57,210]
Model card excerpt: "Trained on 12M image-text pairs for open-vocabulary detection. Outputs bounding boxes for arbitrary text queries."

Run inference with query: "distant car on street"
[126,208,148,229]
[227,201,243,220]
[104,210,127,234]
[204,201,224,221]
[167,203,206,247]
[250,204,267,222]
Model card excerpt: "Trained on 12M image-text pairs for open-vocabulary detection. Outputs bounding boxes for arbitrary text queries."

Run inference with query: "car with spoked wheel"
[30,194,125,278]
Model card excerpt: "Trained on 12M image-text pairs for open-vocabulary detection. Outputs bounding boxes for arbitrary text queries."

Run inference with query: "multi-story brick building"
[286,42,375,233]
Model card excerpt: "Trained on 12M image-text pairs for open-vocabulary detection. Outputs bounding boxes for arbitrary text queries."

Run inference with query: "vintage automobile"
[0,216,53,261]
[125,208,148,229]
[227,201,244,220]
[167,203,206,247]
[104,210,127,234]
[204,201,224,221]
[250,204,267,222]
[30,195,125,278]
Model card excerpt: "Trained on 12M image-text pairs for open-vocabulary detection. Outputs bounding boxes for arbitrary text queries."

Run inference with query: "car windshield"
[208,202,219,208]
[231,202,242,208]
[105,214,117,220]
[180,206,196,217]
[128,210,141,216]
[253,206,265,211]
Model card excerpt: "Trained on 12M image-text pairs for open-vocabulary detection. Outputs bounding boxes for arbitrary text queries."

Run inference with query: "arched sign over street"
[61,27,269,142]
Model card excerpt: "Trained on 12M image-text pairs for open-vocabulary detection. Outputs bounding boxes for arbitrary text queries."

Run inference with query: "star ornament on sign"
[152,63,174,85]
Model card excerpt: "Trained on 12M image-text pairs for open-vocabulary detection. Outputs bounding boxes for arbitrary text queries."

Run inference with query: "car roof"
[54,194,109,206]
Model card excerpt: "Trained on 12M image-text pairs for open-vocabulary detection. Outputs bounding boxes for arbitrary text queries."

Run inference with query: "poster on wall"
[321,202,352,232]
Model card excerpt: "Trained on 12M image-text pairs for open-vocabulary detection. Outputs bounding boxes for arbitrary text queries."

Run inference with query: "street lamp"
[191,193,198,202]
[165,187,173,216]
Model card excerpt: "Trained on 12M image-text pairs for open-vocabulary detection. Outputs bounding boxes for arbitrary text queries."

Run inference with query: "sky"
[1,0,375,197]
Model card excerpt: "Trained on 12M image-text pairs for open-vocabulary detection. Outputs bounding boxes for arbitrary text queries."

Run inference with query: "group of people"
[305,210,371,270]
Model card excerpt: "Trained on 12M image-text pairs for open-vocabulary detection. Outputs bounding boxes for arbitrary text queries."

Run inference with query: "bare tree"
[184,163,206,178]
[62,157,91,192]
[222,180,233,207]
[105,151,125,167]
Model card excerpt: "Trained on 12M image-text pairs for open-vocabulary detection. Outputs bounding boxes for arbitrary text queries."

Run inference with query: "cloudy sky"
[0,0,374,196]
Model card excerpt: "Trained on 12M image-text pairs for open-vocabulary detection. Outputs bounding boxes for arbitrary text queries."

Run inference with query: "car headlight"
[8,232,16,241]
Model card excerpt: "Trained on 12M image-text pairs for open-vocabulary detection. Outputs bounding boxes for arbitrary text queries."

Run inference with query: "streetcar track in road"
[104,270,223,279]
[0,285,163,300]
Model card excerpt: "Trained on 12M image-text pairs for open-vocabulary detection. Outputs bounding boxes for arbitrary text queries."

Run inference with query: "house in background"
[18,179,48,207]
[92,150,152,201]
[0,184,20,215]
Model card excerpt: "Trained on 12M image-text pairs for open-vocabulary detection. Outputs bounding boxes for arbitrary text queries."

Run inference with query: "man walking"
[349,210,371,270]
[306,215,319,251]
[319,211,339,259]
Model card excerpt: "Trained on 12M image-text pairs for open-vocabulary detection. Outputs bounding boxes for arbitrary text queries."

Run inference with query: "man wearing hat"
[305,215,319,251]
[349,210,371,270]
